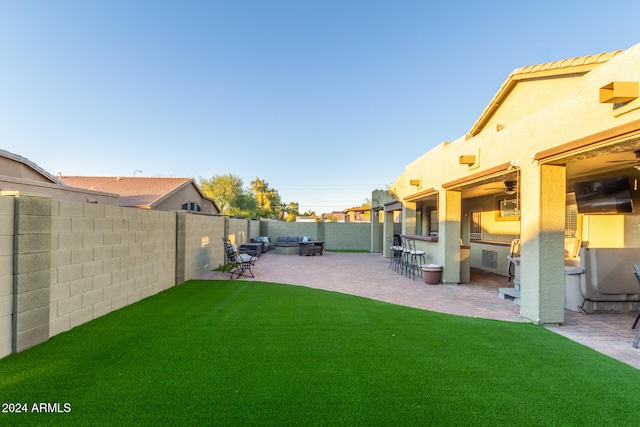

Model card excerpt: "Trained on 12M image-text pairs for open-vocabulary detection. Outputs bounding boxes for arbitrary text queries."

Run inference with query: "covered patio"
[200,251,640,370]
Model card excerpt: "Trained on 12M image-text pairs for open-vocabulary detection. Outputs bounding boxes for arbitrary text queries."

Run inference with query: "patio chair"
[223,239,258,279]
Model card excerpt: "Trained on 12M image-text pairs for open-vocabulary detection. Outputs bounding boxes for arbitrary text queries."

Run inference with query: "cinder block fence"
[0,192,374,359]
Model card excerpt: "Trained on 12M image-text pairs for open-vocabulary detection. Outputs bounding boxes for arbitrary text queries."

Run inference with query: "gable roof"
[59,176,219,211]
[0,149,65,185]
[468,50,624,137]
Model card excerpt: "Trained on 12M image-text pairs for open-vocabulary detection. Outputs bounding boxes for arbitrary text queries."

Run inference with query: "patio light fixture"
[459,155,476,165]
[599,82,638,104]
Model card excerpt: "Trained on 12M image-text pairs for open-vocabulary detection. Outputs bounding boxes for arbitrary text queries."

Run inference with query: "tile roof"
[468,50,624,137]
[59,176,194,208]
[511,50,623,75]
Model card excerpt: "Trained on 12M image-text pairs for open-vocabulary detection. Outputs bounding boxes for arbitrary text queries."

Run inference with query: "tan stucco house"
[0,149,119,204]
[59,176,221,215]
[373,43,640,325]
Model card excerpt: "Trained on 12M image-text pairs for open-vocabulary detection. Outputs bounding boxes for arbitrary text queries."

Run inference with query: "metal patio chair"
[632,264,640,348]
[223,239,258,279]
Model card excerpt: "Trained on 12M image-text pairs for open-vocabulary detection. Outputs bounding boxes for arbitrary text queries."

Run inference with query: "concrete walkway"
[198,251,640,370]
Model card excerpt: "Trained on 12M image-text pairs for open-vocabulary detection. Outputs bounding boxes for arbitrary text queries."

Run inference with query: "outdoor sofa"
[250,236,272,253]
[275,236,313,255]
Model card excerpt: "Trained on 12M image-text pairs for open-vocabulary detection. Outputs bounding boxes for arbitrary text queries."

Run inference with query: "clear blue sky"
[1,1,639,213]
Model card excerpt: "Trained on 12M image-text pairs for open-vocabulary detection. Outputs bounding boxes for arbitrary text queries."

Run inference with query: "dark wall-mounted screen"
[574,176,633,214]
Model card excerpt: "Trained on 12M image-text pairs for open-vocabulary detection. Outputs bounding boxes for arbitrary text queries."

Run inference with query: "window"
[469,211,482,241]
[181,201,201,213]
[565,193,577,238]
[428,209,439,237]
[496,197,520,220]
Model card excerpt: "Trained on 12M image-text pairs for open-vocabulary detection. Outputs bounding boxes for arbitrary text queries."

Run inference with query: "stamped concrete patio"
[199,251,640,370]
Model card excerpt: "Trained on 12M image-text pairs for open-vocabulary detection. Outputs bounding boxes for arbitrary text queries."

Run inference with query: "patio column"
[438,189,462,284]
[520,164,566,324]
[383,209,395,258]
[371,209,382,253]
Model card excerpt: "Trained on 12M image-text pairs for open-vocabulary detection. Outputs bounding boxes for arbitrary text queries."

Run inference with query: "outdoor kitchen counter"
[401,235,470,282]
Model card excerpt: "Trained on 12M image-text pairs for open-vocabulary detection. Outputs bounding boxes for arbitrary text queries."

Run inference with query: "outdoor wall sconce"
[409,179,421,186]
[459,155,476,165]
[599,82,639,104]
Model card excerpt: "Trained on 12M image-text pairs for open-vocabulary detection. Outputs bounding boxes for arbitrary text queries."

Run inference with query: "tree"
[249,178,282,219]
[283,202,300,222]
[198,174,300,220]
[198,174,257,218]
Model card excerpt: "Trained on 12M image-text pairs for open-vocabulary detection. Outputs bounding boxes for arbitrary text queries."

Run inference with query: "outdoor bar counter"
[401,234,471,283]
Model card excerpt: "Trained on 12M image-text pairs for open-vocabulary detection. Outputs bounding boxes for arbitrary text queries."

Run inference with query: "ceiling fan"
[484,180,518,195]
[606,149,640,169]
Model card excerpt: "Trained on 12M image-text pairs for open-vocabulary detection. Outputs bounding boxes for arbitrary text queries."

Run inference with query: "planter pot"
[421,264,442,285]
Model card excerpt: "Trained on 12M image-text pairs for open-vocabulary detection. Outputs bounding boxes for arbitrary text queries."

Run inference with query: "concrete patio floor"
[199,251,640,370]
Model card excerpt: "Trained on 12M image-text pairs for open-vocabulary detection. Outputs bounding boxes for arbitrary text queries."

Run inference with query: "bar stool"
[406,239,426,280]
[387,237,403,272]
[400,237,411,277]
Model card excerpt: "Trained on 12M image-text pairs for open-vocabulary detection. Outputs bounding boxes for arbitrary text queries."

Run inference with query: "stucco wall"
[483,75,588,132]
[388,44,640,323]
[154,184,219,215]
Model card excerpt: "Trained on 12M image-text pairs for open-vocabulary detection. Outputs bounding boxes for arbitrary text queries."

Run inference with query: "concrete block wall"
[263,221,371,250]
[248,220,260,240]
[264,222,319,242]
[0,196,15,358]
[182,214,226,279]
[228,218,250,246]
[49,200,176,338]
[324,223,370,250]
[13,193,52,353]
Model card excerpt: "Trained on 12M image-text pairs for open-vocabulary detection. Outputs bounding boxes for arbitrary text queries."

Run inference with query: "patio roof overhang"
[403,187,438,202]
[534,118,640,164]
[384,201,402,211]
[441,162,516,198]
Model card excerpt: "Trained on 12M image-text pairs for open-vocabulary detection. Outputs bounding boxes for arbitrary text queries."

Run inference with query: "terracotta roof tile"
[59,176,192,208]
[512,50,623,75]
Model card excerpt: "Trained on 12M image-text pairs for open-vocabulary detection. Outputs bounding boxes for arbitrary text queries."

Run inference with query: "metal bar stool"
[406,239,426,280]
[400,237,411,277]
[387,237,403,272]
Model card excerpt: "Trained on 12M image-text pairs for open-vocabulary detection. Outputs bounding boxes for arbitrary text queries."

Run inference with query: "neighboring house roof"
[468,50,624,137]
[0,149,66,185]
[343,207,369,213]
[59,176,220,211]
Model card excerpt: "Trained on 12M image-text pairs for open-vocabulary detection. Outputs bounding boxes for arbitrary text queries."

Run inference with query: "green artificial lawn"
[1,280,639,426]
